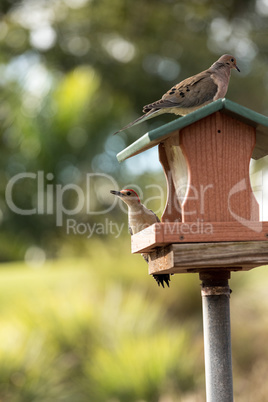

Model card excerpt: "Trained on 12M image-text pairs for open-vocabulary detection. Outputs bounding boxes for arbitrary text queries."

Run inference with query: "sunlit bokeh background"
[1,0,268,400]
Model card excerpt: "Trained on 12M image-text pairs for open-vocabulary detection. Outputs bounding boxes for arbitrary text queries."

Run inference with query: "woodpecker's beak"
[235,64,240,72]
[110,190,122,197]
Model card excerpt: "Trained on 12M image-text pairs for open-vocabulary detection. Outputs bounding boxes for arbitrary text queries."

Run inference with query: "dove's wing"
[143,71,218,112]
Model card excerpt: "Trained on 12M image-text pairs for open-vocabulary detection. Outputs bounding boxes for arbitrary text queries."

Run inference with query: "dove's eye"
[231,58,234,62]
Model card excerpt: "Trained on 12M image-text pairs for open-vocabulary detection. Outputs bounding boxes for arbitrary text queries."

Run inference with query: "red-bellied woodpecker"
[110,189,170,288]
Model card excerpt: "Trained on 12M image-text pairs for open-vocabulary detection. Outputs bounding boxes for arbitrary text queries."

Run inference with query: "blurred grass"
[0,239,268,401]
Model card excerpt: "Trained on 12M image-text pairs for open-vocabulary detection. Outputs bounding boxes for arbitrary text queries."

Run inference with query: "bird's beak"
[235,64,240,72]
[110,190,122,197]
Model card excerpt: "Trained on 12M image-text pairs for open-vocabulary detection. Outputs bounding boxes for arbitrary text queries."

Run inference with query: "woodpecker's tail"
[142,254,170,288]
[153,274,170,288]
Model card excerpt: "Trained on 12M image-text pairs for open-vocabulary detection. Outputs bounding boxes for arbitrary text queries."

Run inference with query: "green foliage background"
[0,0,268,400]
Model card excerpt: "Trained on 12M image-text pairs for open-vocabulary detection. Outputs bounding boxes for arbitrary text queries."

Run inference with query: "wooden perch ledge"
[131,222,268,254]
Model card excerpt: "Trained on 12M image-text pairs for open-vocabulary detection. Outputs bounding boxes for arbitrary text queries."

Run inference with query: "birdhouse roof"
[116,98,268,162]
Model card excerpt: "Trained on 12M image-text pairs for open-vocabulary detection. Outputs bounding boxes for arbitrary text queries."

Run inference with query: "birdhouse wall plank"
[179,112,259,222]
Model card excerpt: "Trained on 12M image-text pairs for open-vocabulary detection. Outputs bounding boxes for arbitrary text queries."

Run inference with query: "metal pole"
[199,271,233,402]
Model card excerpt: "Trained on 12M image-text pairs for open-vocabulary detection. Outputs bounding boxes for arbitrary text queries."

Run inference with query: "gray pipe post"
[199,270,233,402]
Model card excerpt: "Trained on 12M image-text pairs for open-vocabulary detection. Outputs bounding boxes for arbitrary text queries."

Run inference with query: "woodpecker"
[110,189,170,288]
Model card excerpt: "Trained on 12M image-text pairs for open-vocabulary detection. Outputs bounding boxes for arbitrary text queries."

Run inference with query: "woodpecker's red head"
[110,189,140,205]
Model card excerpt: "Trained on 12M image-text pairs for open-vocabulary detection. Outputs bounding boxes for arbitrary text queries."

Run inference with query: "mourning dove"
[114,54,240,134]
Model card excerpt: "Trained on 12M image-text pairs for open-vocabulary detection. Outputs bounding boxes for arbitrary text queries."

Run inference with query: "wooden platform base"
[131,221,268,274]
[148,241,268,274]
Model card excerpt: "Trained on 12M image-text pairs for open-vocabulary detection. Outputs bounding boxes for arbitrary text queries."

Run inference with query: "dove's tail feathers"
[113,109,163,135]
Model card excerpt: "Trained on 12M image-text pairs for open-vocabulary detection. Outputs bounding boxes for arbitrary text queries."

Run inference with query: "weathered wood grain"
[148,241,268,274]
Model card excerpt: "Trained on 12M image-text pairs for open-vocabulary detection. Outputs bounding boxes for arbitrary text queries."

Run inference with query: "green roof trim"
[116,98,268,162]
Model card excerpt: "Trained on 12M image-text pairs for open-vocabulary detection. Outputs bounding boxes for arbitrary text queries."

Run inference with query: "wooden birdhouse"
[117,99,268,277]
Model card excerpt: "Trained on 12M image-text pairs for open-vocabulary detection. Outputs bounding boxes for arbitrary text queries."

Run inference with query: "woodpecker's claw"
[153,274,170,288]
